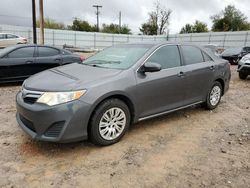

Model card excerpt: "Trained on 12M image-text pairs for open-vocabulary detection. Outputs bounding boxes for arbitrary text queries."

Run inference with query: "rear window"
[38,47,60,57]
[182,46,204,65]
[7,47,35,58]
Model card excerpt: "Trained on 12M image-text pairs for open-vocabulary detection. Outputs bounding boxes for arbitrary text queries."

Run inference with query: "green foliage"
[180,21,208,34]
[211,5,250,31]
[37,18,65,30]
[68,18,96,32]
[139,0,172,35]
[101,24,131,34]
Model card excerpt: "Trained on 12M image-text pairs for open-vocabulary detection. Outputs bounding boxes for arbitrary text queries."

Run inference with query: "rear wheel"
[89,99,130,146]
[239,72,248,80]
[204,81,222,110]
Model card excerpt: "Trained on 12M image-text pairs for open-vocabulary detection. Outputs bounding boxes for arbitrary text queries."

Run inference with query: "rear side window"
[38,47,60,57]
[7,47,35,58]
[203,52,213,62]
[0,34,5,39]
[7,34,18,39]
[147,45,181,69]
[182,46,204,65]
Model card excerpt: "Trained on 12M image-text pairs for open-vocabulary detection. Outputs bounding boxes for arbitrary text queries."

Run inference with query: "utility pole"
[119,11,121,33]
[93,5,102,32]
[39,0,44,44]
[32,0,37,44]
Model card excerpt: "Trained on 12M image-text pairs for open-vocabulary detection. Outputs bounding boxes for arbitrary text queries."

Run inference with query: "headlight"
[241,56,250,62]
[37,90,86,106]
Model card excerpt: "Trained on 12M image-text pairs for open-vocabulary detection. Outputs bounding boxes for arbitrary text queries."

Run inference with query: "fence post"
[208,33,212,44]
[154,36,156,41]
[222,33,227,48]
[94,33,96,49]
[74,32,77,47]
[0,27,2,33]
[28,29,31,43]
[244,32,248,46]
[52,30,55,46]
[190,34,192,42]
[141,35,143,41]
[112,34,114,45]
[175,34,177,42]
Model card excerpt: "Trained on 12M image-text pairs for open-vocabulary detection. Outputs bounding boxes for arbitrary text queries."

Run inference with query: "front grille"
[22,89,43,104]
[19,114,36,132]
[44,121,65,138]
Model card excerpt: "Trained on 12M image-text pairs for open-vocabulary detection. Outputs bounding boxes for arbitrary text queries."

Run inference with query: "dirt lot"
[0,66,249,188]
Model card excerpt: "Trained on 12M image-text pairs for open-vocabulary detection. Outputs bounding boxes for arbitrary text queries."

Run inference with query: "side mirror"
[139,62,161,73]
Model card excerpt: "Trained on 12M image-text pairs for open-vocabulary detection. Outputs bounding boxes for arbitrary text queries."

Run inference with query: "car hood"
[24,63,122,91]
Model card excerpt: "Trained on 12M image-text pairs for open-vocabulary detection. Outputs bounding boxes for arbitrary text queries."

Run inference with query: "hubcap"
[99,107,126,140]
[210,85,221,106]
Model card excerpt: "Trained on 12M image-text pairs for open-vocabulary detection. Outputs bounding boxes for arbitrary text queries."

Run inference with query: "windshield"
[223,47,242,55]
[83,45,151,70]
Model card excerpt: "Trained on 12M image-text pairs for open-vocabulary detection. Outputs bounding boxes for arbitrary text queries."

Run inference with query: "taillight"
[80,55,85,62]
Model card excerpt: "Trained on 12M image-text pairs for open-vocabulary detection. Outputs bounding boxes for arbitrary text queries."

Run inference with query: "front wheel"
[239,72,248,80]
[89,99,130,146]
[204,81,222,110]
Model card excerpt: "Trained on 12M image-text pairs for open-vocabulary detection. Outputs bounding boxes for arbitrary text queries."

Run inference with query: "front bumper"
[237,63,250,74]
[16,91,91,143]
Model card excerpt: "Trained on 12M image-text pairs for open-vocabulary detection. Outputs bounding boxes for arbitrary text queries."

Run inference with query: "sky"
[0,0,250,34]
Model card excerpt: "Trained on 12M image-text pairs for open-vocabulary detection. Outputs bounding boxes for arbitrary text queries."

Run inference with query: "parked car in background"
[16,42,231,146]
[0,44,83,83]
[238,54,250,80]
[221,46,250,64]
[0,33,27,48]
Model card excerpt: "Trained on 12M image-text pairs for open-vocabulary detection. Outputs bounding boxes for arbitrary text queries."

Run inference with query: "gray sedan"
[16,42,231,146]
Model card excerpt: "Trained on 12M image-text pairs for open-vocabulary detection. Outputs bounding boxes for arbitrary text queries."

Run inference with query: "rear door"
[180,45,215,104]
[135,45,187,118]
[0,46,36,81]
[34,46,62,72]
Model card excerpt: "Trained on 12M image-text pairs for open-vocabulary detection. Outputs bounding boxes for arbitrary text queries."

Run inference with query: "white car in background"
[0,33,27,48]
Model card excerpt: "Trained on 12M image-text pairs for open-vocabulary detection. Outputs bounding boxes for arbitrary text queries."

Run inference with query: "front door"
[135,45,187,118]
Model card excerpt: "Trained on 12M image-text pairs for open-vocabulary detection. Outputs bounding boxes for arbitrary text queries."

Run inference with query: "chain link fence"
[1,24,250,49]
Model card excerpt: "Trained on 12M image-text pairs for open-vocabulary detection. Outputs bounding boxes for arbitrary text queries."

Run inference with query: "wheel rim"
[210,85,221,106]
[99,107,126,141]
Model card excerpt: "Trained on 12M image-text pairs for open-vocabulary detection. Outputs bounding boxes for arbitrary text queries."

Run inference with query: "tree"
[140,0,172,35]
[101,23,131,34]
[37,18,65,30]
[211,5,250,31]
[180,24,193,34]
[68,18,96,32]
[180,21,208,34]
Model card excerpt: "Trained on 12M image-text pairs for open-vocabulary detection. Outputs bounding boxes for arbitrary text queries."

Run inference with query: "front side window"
[83,45,150,70]
[182,46,204,65]
[7,34,18,39]
[7,47,35,58]
[38,47,60,57]
[147,45,181,69]
[0,34,5,39]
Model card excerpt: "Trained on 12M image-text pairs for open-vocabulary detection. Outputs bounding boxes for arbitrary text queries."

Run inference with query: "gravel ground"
[0,66,249,188]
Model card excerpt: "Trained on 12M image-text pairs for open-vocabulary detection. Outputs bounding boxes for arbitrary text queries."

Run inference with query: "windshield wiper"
[87,60,121,65]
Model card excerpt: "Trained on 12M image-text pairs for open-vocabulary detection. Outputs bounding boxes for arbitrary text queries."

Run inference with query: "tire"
[204,81,222,110]
[239,72,248,80]
[89,99,130,146]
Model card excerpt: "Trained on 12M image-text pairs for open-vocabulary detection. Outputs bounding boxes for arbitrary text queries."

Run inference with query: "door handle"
[209,65,215,70]
[178,71,185,77]
[26,61,33,64]
[54,58,62,62]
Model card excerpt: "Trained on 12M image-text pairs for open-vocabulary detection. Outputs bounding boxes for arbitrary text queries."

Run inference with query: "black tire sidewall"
[239,72,248,80]
[205,81,222,110]
[90,99,130,146]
